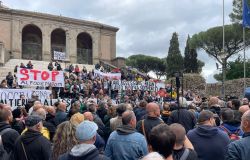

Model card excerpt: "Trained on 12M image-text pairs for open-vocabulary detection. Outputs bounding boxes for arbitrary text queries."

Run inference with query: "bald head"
[146,103,160,117]
[83,112,94,121]
[46,106,56,116]
[241,110,250,133]
[239,105,250,114]
[32,108,46,120]
[58,102,67,112]
[242,98,249,105]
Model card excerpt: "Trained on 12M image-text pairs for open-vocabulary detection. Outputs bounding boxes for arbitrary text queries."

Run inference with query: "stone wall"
[167,74,249,98]
[206,78,250,98]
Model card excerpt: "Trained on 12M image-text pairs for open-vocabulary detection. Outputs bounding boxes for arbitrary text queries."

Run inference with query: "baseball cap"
[76,120,98,141]
[25,115,42,127]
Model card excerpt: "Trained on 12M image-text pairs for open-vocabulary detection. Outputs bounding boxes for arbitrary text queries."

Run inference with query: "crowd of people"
[0,60,250,160]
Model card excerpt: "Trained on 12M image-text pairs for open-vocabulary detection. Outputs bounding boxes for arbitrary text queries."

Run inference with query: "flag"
[243,0,250,27]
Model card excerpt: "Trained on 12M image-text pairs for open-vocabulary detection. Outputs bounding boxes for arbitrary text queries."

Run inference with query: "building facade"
[0,4,119,65]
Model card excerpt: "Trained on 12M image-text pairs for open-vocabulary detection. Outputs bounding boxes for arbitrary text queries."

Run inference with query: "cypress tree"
[166,32,183,77]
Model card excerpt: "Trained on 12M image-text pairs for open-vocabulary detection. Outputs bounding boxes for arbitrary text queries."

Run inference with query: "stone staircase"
[0,59,95,81]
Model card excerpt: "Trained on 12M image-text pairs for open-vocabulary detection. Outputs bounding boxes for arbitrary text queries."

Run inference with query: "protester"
[0,106,20,155]
[13,115,51,160]
[169,123,198,160]
[110,103,127,131]
[6,72,14,88]
[148,123,176,160]
[136,102,163,142]
[168,97,196,132]
[54,102,68,126]
[105,110,148,160]
[51,121,78,160]
[59,120,110,160]
[187,110,230,160]
[226,110,250,160]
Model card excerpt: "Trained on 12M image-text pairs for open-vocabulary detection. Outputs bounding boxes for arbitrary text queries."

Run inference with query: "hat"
[25,115,42,127]
[76,120,98,141]
[70,113,85,126]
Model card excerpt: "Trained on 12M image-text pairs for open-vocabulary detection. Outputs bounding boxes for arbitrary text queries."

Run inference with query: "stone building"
[0,3,119,65]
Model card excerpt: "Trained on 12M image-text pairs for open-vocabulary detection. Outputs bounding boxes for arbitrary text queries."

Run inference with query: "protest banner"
[17,68,65,87]
[111,80,165,92]
[0,89,51,100]
[53,51,66,61]
[0,97,72,110]
[94,69,121,80]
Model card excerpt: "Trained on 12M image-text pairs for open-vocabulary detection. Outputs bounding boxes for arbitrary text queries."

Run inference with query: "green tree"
[191,24,250,66]
[184,35,199,73]
[126,54,167,79]
[166,32,183,77]
[230,0,250,23]
[197,59,205,74]
[214,56,250,81]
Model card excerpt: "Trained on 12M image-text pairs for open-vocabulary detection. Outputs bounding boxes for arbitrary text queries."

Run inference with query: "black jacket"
[13,129,51,160]
[168,108,196,132]
[0,122,19,154]
[59,144,110,160]
[136,116,163,142]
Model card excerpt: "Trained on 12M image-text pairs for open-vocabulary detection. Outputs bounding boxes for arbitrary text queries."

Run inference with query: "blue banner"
[243,0,250,27]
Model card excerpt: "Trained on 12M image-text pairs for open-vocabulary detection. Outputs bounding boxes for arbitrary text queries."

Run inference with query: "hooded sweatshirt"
[59,143,110,160]
[13,129,51,160]
[187,125,230,160]
[0,122,19,153]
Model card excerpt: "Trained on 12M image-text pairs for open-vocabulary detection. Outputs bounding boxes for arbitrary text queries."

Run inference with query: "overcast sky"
[2,0,248,83]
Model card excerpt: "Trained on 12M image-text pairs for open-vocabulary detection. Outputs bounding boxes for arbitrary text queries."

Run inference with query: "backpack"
[219,125,241,141]
[0,128,13,160]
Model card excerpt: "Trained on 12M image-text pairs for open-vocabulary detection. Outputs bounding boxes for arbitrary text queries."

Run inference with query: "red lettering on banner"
[41,71,50,80]
[51,71,59,81]
[20,69,29,80]
[30,69,41,80]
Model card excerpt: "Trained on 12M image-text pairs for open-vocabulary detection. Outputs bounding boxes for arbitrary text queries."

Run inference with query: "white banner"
[111,80,164,92]
[17,68,65,87]
[54,51,66,61]
[94,69,121,80]
[0,89,51,100]
[0,98,72,110]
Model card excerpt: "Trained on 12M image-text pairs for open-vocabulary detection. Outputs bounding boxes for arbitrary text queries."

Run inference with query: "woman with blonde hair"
[51,121,78,160]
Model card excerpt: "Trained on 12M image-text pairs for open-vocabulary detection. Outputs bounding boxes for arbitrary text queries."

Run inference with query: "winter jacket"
[136,116,163,142]
[54,110,67,126]
[218,123,243,137]
[59,144,110,160]
[13,129,51,160]
[226,132,250,160]
[105,125,148,160]
[0,122,19,154]
[168,108,196,132]
[187,125,230,160]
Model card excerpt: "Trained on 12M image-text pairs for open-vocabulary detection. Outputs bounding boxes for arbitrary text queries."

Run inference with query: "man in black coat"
[0,105,20,154]
[13,115,51,160]
[168,97,196,132]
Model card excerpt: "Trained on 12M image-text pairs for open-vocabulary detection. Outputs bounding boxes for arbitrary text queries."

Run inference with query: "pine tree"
[229,0,242,23]
[166,32,183,77]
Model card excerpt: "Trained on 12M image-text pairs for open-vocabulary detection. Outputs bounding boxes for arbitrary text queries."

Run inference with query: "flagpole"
[222,0,226,99]
[243,0,246,93]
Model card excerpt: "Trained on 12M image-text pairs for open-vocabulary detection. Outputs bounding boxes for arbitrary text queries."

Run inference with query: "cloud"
[1,0,238,82]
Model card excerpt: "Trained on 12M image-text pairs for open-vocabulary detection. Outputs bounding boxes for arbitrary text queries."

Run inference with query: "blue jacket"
[226,132,250,160]
[218,123,243,137]
[187,125,230,160]
[105,125,148,160]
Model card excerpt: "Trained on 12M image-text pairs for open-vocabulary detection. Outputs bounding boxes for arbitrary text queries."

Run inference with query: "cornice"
[0,7,119,32]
